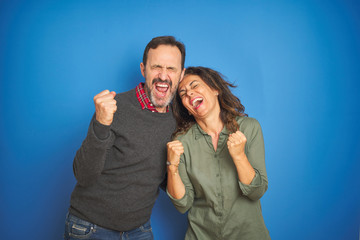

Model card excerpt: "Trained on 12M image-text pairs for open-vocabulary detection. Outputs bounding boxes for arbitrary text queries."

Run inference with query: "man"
[64,36,186,240]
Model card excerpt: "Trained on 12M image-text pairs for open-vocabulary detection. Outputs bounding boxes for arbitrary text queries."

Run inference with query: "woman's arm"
[228,118,268,201]
[166,140,195,213]
[166,140,185,199]
[227,131,256,185]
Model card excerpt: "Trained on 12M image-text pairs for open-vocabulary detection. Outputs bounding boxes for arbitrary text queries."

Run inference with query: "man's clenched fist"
[94,90,117,126]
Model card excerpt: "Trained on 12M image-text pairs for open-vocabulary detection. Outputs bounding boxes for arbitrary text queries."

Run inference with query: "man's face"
[140,45,184,112]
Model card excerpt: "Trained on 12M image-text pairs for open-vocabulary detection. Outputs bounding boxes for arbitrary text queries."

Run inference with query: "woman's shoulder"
[175,124,198,142]
[236,116,262,131]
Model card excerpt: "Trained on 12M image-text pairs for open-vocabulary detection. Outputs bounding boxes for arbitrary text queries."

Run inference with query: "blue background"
[1,0,359,239]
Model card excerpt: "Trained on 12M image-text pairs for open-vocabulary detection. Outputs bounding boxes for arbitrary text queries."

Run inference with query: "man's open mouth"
[155,83,169,94]
[153,79,171,97]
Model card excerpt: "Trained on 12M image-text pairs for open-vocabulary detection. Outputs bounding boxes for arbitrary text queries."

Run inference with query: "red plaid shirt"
[135,83,169,113]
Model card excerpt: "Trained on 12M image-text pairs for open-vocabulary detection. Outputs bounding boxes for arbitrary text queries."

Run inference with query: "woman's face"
[178,74,220,119]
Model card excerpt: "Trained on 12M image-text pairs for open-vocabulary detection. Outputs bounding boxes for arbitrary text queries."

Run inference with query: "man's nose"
[158,68,168,80]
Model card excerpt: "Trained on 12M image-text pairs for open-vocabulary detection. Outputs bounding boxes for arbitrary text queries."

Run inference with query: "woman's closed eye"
[179,90,186,98]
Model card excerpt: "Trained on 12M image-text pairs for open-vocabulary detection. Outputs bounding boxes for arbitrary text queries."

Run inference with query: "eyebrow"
[179,80,199,93]
[151,64,162,68]
[190,80,198,86]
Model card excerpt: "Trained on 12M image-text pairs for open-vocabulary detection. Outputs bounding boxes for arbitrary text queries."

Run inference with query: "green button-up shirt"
[167,116,270,240]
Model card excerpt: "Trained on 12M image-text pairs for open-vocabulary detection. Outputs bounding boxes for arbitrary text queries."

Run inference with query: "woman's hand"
[227,130,247,163]
[167,140,186,199]
[227,130,255,184]
[167,140,184,169]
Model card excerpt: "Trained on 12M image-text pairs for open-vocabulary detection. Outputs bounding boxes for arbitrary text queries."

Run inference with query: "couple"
[64,36,270,240]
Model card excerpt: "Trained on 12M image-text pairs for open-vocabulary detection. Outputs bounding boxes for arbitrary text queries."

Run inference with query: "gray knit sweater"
[69,87,175,231]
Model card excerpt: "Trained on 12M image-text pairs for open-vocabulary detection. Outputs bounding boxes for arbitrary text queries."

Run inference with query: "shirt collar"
[135,82,169,113]
[193,123,230,140]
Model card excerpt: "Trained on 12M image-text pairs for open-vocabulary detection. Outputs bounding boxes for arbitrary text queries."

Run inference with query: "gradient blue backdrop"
[1,0,359,239]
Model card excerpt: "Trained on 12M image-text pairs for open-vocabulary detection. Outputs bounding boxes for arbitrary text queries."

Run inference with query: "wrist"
[96,115,112,126]
[167,163,179,175]
[93,119,111,140]
[232,152,247,163]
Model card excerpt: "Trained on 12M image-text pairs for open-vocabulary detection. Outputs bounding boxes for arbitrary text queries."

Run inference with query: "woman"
[166,67,270,239]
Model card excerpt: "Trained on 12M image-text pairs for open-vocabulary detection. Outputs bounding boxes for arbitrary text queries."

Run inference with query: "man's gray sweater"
[69,88,175,231]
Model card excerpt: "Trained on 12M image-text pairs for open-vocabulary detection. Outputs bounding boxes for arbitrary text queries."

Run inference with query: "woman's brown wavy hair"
[172,66,247,139]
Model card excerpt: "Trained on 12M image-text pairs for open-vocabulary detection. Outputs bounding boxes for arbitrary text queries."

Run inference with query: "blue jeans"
[64,213,154,240]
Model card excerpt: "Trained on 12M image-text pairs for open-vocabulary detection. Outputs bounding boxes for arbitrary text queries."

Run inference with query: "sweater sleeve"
[166,154,195,214]
[73,114,115,187]
[238,118,268,201]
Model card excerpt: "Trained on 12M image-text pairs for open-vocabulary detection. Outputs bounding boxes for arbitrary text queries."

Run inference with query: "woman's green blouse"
[167,116,271,240]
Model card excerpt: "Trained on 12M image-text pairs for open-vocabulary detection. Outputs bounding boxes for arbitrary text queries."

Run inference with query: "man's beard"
[145,78,179,108]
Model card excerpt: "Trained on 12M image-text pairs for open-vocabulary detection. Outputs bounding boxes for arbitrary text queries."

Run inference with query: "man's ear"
[180,68,186,82]
[140,62,145,78]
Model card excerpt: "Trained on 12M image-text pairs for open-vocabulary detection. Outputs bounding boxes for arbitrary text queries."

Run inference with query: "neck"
[196,114,223,152]
[196,114,224,136]
[156,106,167,113]
[195,102,223,135]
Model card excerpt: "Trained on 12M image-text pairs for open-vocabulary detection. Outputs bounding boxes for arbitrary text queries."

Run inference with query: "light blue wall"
[1,0,359,239]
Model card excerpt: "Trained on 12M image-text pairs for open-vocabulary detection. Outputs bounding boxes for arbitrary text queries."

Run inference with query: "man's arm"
[72,90,117,187]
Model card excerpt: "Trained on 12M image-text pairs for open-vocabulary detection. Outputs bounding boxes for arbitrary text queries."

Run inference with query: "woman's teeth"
[192,98,203,107]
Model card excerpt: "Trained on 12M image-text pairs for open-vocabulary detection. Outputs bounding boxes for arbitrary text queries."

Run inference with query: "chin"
[152,98,169,108]
[153,95,173,107]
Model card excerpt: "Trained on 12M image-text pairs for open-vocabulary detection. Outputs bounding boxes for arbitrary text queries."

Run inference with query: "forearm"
[233,117,268,200]
[73,116,113,186]
[233,153,256,185]
[73,141,107,186]
[166,165,186,199]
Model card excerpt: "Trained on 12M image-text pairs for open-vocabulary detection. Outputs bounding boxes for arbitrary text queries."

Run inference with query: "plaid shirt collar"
[135,83,169,113]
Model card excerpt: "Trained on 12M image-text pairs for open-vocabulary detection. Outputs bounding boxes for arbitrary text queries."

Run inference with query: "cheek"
[173,72,182,79]
[148,71,155,79]
[146,69,156,77]
[181,98,191,110]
